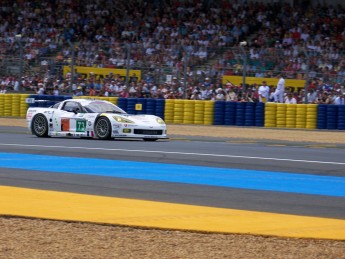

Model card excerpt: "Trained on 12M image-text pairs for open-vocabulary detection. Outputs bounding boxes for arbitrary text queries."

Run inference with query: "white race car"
[26,99,168,141]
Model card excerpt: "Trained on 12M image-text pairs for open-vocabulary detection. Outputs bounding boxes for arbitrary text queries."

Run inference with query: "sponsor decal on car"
[61,118,70,131]
[76,120,86,132]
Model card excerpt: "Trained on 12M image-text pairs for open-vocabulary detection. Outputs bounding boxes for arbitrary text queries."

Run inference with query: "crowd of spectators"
[0,0,345,105]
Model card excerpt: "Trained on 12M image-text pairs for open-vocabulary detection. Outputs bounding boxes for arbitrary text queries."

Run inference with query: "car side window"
[62,102,82,113]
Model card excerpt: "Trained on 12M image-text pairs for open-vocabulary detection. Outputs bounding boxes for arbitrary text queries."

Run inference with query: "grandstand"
[0,0,344,104]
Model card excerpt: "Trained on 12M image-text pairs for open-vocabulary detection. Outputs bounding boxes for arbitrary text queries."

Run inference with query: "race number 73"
[76,120,86,132]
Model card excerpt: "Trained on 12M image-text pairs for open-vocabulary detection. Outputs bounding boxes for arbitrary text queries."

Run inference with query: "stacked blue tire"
[317,104,327,129]
[214,101,225,125]
[244,102,255,126]
[255,102,265,127]
[155,99,165,119]
[136,98,147,114]
[146,99,156,115]
[224,102,236,125]
[326,105,338,130]
[338,105,345,130]
[117,98,128,112]
[126,98,137,114]
[236,102,245,126]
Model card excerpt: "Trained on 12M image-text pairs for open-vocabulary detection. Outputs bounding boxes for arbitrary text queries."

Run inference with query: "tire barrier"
[173,99,184,124]
[4,94,12,116]
[0,94,4,116]
[276,104,286,128]
[244,102,255,127]
[20,94,30,118]
[338,105,345,130]
[306,104,317,129]
[136,98,147,115]
[126,98,138,114]
[164,99,174,123]
[317,104,327,129]
[326,105,338,130]
[236,102,246,126]
[264,102,277,128]
[155,99,165,119]
[11,94,21,117]
[286,104,297,128]
[146,98,156,115]
[295,104,307,129]
[117,97,127,111]
[183,100,195,124]
[194,100,205,125]
[203,101,214,125]
[214,100,225,125]
[255,102,265,127]
[1,94,344,130]
[224,101,236,125]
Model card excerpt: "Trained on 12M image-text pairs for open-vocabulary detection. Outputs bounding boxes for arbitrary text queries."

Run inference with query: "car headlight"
[156,118,165,124]
[113,116,134,123]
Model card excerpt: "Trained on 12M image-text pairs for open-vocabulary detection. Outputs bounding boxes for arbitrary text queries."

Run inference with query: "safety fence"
[0,94,344,130]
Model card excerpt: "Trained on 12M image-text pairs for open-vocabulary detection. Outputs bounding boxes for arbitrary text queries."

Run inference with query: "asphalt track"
[0,125,344,240]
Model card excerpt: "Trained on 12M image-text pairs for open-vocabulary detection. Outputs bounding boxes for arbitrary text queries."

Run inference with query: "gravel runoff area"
[0,118,345,259]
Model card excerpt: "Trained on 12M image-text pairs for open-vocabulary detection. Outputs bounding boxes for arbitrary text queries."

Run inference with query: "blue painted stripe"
[1,152,345,197]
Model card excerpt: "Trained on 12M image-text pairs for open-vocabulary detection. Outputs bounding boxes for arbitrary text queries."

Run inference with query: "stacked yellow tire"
[286,104,297,128]
[11,94,21,117]
[276,103,286,128]
[164,99,174,123]
[98,96,110,101]
[264,102,277,127]
[108,97,118,105]
[203,101,214,125]
[194,100,205,124]
[183,100,194,124]
[73,95,92,99]
[173,99,184,124]
[306,104,317,129]
[20,94,30,118]
[4,94,12,116]
[296,104,307,128]
[0,94,4,116]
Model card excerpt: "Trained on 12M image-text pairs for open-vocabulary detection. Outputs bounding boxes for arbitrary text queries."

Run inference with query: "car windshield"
[83,101,126,114]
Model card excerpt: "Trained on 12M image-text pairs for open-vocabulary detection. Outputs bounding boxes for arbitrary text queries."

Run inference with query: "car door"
[56,101,87,135]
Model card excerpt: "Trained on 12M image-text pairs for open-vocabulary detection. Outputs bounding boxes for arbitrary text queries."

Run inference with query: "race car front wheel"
[95,117,111,140]
[32,114,49,137]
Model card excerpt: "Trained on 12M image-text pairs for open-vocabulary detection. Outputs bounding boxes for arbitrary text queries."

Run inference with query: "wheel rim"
[33,116,47,135]
[96,119,109,138]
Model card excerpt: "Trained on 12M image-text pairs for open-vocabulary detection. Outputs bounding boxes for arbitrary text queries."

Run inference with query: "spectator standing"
[274,74,285,103]
[258,81,270,102]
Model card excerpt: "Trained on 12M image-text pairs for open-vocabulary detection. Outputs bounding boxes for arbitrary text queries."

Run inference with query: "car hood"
[112,114,164,125]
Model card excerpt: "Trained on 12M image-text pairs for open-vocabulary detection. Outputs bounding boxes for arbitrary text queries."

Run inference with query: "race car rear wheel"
[95,117,111,140]
[32,114,49,137]
[143,138,158,141]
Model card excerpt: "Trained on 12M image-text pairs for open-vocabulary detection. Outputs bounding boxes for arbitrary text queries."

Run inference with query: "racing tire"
[143,138,158,142]
[95,117,112,140]
[31,114,49,137]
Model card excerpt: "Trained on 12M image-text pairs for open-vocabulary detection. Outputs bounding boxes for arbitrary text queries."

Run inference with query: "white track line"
[1,143,345,166]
